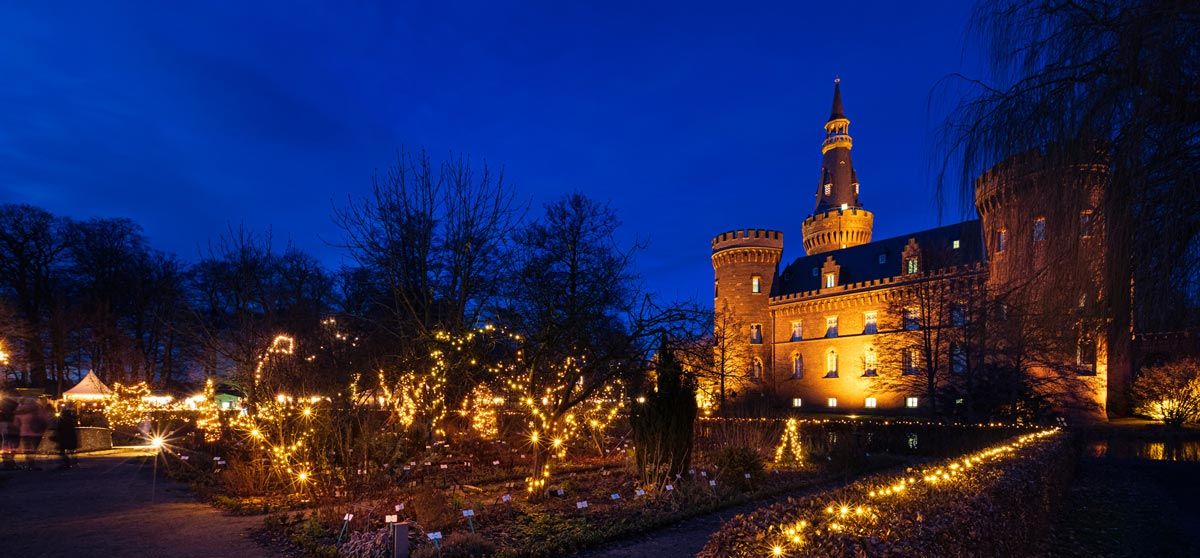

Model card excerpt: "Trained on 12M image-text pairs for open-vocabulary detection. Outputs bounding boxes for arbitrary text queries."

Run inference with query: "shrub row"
[698,429,1072,558]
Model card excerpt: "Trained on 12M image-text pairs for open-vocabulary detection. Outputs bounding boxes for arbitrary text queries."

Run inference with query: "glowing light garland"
[773,418,804,466]
[758,428,1060,557]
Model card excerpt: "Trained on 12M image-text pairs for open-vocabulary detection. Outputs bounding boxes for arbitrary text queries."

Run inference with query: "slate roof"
[772,220,984,297]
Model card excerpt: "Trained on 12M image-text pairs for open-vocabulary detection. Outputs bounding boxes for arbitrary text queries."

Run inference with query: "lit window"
[825,316,838,338]
[824,183,832,196]
[951,342,966,374]
[863,311,878,334]
[827,397,838,408]
[996,228,1008,253]
[790,321,802,341]
[791,353,804,378]
[824,349,838,378]
[906,397,919,409]
[903,308,920,330]
[1033,217,1046,242]
[863,346,878,377]
[840,203,848,211]
[751,275,762,294]
[792,398,803,408]
[854,183,859,195]
[750,358,763,380]
[824,273,836,288]
[878,253,887,264]
[906,257,919,274]
[952,239,960,250]
[749,324,763,344]
[865,397,877,409]
[713,280,718,298]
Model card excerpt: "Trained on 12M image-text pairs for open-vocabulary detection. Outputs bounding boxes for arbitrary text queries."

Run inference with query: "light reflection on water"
[1088,439,1200,461]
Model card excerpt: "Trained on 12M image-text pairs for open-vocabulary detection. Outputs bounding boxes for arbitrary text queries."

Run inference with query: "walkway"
[0,448,274,558]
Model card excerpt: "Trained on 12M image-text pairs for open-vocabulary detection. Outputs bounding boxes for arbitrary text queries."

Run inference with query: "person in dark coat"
[53,403,79,468]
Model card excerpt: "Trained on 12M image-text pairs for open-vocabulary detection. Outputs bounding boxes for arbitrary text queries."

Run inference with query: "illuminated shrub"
[1132,358,1200,428]
[714,446,764,490]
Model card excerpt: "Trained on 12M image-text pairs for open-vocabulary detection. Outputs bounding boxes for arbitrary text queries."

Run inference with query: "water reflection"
[1088,438,1200,461]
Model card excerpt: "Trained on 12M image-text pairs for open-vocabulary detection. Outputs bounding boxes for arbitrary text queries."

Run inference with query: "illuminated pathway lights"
[757,428,1060,557]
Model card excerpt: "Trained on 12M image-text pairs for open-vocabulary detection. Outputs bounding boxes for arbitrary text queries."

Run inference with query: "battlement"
[801,207,871,226]
[974,146,1109,209]
[769,262,986,305]
[711,229,784,253]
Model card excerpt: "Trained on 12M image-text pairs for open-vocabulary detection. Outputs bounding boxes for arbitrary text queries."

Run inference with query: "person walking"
[0,393,17,470]
[14,397,49,470]
[53,403,79,468]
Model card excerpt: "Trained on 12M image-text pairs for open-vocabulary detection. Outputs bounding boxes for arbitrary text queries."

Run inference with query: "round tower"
[801,79,874,256]
[711,229,783,383]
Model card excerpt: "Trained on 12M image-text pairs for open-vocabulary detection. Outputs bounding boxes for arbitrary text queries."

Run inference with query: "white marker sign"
[665,484,674,491]
[576,500,588,509]
[385,514,398,523]
[501,494,511,502]
[635,489,646,497]
[462,509,475,517]
[428,531,442,540]
[610,493,620,500]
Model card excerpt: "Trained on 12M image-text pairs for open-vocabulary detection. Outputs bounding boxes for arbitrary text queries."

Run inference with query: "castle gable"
[772,220,984,297]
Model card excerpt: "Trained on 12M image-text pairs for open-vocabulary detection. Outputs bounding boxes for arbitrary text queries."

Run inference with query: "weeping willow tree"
[940,1,1200,413]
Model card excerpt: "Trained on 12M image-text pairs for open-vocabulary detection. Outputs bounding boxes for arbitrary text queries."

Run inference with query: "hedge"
[698,429,1071,557]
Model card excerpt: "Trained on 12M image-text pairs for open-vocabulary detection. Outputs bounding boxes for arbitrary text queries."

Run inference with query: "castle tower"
[801,79,874,256]
[711,229,783,384]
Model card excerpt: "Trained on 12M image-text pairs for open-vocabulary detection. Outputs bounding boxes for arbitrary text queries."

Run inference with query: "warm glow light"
[150,436,165,450]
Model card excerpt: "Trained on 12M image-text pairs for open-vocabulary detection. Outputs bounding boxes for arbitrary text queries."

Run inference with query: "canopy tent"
[62,371,113,401]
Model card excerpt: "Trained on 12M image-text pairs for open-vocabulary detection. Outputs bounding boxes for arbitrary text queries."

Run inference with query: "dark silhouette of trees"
[942,0,1200,412]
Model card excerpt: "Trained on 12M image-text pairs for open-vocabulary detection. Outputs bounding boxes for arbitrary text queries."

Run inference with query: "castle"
[710,80,1120,419]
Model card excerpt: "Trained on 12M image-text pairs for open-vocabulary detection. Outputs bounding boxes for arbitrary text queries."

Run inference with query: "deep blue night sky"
[1,2,985,304]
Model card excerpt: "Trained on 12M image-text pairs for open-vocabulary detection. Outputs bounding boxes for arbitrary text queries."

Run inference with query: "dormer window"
[751,275,762,294]
[906,257,919,274]
[824,273,836,288]
[812,267,819,277]
[878,253,887,264]
[952,239,961,250]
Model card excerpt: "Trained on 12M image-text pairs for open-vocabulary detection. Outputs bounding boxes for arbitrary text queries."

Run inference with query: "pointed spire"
[829,77,846,121]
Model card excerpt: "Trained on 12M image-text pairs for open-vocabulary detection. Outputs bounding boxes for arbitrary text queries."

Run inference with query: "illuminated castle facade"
[710,80,1117,419]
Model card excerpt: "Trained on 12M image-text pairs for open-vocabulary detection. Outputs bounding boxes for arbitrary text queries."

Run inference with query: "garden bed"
[697,428,1071,558]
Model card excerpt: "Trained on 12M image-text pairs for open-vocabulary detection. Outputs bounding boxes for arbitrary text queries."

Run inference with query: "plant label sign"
[700,471,707,477]
[213,457,220,461]
[635,489,646,497]
[343,513,354,521]
[744,473,752,479]
[665,484,674,491]
[502,494,511,503]
[463,509,475,517]
[556,489,565,496]
[492,460,500,465]
[396,503,405,511]
[440,464,448,469]
[428,531,442,541]
[576,500,588,509]
[385,514,398,523]
[610,493,620,500]
[180,455,189,461]
[709,480,717,487]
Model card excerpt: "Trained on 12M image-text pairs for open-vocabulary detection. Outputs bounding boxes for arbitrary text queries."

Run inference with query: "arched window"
[863,346,878,377]
[750,358,763,381]
[823,349,838,378]
[791,353,804,379]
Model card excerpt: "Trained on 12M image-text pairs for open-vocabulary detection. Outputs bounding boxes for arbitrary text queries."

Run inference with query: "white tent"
[62,371,113,401]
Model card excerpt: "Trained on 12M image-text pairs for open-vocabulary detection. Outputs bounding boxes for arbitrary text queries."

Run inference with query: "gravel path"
[0,449,274,558]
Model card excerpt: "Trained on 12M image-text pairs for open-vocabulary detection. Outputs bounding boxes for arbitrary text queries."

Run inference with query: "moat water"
[1087,438,1200,461]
